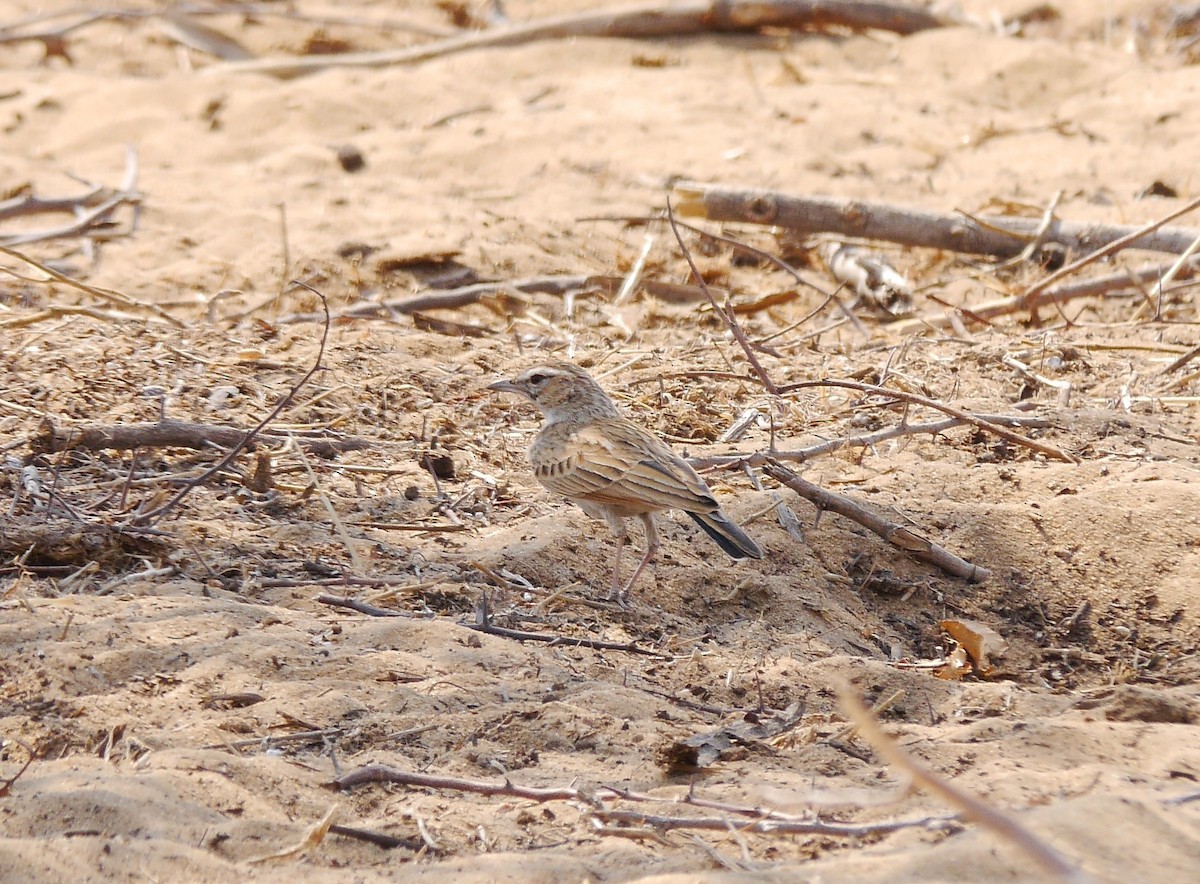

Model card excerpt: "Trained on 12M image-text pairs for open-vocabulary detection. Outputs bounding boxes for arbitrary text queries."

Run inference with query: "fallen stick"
[210,0,948,77]
[30,418,368,458]
[762,458,990,582]
[673,182,1200,259]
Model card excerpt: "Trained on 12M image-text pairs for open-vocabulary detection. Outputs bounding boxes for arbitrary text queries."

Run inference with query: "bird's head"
[486,362,618,423]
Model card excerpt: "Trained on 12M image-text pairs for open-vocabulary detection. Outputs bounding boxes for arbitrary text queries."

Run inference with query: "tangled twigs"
[763,458,989,581]
[889,259,1200,334]
[0,145,142,247]
[1017,194,1200,319]
[31,418,367,459]
[782,379,1078,464]
[329,763,958,839]
[128,283,331,528]
[0,520,165,565]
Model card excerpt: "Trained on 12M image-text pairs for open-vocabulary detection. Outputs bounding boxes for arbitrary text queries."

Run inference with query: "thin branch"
[469,592,668,657]
[690,413,1051,470]
[763,458,989,582]
[666,196,780,394]
[328,824,426,852]
[780,379,1078,463]
[589,807,951,837]
[0,737,34,796]
[328,763,957,839]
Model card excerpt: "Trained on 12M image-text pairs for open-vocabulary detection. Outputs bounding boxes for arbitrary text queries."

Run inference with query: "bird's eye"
[527,373,549,386]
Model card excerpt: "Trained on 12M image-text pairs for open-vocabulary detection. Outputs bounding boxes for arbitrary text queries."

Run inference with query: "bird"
[487,361,762,604]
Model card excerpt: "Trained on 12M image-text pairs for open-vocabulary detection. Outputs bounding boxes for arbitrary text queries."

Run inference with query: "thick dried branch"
[674,182,1200,259]
[763,459,989,582]
[31,418,367,459]
[212,1,948,77]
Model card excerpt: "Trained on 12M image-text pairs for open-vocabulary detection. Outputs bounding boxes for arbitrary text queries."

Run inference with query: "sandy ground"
[3,1,1200,881]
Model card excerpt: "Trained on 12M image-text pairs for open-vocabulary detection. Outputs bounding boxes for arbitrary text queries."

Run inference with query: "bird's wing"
[533,419,718,513]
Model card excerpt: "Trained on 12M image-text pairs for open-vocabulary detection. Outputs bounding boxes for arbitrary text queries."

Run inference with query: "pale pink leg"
[607,526,626,601]
[616,514,659,605]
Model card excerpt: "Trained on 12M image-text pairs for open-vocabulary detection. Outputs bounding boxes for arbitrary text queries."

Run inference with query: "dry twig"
[330,763,957,838]
[691,413,1051,470]
[666,197,780,393]
[0,242,181,327]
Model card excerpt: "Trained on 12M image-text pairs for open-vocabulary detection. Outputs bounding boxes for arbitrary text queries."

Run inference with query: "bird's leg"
[605,516,628,603]
[617,513,659,605]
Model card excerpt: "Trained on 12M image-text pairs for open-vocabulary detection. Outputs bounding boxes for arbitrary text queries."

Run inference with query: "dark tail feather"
[689,510,763,560]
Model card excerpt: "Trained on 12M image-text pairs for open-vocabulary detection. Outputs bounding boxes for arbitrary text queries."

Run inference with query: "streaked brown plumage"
[487,361,762,603]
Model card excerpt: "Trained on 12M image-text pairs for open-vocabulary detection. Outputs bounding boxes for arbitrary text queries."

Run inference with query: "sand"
[2,1,1200,881]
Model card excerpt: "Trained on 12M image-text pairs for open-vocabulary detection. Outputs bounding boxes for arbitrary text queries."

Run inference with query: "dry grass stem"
[838,683,1095,883]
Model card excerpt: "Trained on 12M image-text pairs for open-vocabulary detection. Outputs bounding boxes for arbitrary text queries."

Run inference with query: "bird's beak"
[486,379,521,394]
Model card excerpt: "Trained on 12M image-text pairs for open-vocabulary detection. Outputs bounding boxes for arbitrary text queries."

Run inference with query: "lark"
[487,362,762,604]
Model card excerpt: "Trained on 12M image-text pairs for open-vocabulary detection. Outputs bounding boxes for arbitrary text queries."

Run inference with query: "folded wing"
[534,420,719,514]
